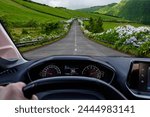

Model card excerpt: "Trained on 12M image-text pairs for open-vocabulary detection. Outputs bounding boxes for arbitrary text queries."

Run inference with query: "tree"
[94,17,104,33]
[86,17,103,33]
[42,22,60,35]
[89,17,94,32]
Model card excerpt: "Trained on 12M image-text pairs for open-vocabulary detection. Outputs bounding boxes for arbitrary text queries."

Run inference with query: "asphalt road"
[23,21,129,60]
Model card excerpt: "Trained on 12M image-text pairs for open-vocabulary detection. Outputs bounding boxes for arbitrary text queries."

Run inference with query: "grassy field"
[13,0,117,20]
[11,27,42,42]
[12,0,72,19]
[0,0,63,26]
[84,20,147,31]
[97,14,127,22]
[103,21,146,30]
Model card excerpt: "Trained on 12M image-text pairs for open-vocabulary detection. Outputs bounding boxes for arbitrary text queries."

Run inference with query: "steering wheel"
[23,76,127,100]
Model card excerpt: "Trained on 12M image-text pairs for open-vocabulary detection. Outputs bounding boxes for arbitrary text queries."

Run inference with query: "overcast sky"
[31,0,121,9]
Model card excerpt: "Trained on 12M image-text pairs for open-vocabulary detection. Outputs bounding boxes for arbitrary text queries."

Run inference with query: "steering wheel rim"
[23,76,127,100]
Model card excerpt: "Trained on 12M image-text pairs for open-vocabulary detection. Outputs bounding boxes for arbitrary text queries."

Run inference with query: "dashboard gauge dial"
[41,65,61,77]
[82,65,104,79]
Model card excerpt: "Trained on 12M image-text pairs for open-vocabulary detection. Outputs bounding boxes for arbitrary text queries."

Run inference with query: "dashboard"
[1,56,150,99]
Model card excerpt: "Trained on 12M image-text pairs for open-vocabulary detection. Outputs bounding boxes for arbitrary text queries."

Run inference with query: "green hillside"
[13,0,114,20]
[77,3,117,13]
[97,0,150,24]
[0,0,97,27]
[77,6,105,13]
[12,0,72,19]
[93,3,117,14]
[0,0,64,26]
[96,1,126,15]
[117,0,150,24]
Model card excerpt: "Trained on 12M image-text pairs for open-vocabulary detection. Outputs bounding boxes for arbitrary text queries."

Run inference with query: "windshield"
[0,0,150,60]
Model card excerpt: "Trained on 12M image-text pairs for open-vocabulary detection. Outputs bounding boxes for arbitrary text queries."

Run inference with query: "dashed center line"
[74,48,77,51]
[74,22,78,53]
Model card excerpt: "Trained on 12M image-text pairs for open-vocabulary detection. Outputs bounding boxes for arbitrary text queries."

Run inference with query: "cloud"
[31,0,121,9]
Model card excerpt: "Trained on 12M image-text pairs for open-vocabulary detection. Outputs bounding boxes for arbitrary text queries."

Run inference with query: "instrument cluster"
[28,60,115,83]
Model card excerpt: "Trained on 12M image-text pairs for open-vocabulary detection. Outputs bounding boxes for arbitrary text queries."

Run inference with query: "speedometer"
[82,65,104,79]
[41,65,61,77]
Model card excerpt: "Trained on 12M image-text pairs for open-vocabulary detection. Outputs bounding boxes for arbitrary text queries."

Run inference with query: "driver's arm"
[0,82,38,100]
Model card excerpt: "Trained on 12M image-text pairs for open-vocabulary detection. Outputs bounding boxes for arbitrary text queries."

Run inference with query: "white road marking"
[75,48,77,51]
[74,22,78,54]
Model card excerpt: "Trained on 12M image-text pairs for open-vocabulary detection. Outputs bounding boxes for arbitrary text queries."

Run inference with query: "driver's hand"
[0,82,38,100]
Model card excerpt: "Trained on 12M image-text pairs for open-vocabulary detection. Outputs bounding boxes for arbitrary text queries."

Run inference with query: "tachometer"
[82,65,104,79]
[41,65,61,77]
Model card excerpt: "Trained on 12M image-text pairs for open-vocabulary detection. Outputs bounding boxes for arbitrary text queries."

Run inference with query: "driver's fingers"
[12,82,28,99]
[32,95,38,100]
[14,82,26,90]
[2,82,38,100]
[1,82,27,100]
[15,82,38,100]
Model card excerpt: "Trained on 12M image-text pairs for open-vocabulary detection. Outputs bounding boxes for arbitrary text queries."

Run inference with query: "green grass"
[103,22,146,30]
[12,0,72,19]
[0,0,63,26]
[12,0,104,20]
[83,20,145,31]
[96,14,127,22]
[11,27,42,42]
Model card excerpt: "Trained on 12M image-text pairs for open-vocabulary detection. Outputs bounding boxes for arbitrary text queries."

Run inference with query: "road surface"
[23,21,129,60]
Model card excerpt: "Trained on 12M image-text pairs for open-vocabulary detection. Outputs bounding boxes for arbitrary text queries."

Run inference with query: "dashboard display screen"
[64,65,80,76]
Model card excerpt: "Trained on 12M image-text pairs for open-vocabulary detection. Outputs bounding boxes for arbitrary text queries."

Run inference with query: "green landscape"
[78,0,150,57]
[0,0,150,56]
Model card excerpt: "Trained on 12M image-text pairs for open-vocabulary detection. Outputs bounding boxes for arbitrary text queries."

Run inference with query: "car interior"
[0,0,150,100]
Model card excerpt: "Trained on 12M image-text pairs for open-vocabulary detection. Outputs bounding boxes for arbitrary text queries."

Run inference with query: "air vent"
[0,68,17,76]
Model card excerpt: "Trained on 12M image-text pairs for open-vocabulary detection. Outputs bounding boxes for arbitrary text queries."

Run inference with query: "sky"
[31,0,121,9]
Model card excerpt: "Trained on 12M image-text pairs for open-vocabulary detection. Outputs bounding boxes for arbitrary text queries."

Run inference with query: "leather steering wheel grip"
[23,76,127,100]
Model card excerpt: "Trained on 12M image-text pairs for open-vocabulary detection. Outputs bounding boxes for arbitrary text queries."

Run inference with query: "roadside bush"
[85,17,104,33]
[42,22,61,35]
[138,41,150,56]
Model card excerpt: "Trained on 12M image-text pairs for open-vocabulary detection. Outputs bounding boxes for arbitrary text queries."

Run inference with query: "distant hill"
[97,0,150,24]
[77,6,105,13]
[77,3,117,13]
[95,3,117,14]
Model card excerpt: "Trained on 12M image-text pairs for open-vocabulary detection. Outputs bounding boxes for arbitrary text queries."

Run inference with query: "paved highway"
[23,21,129,60]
